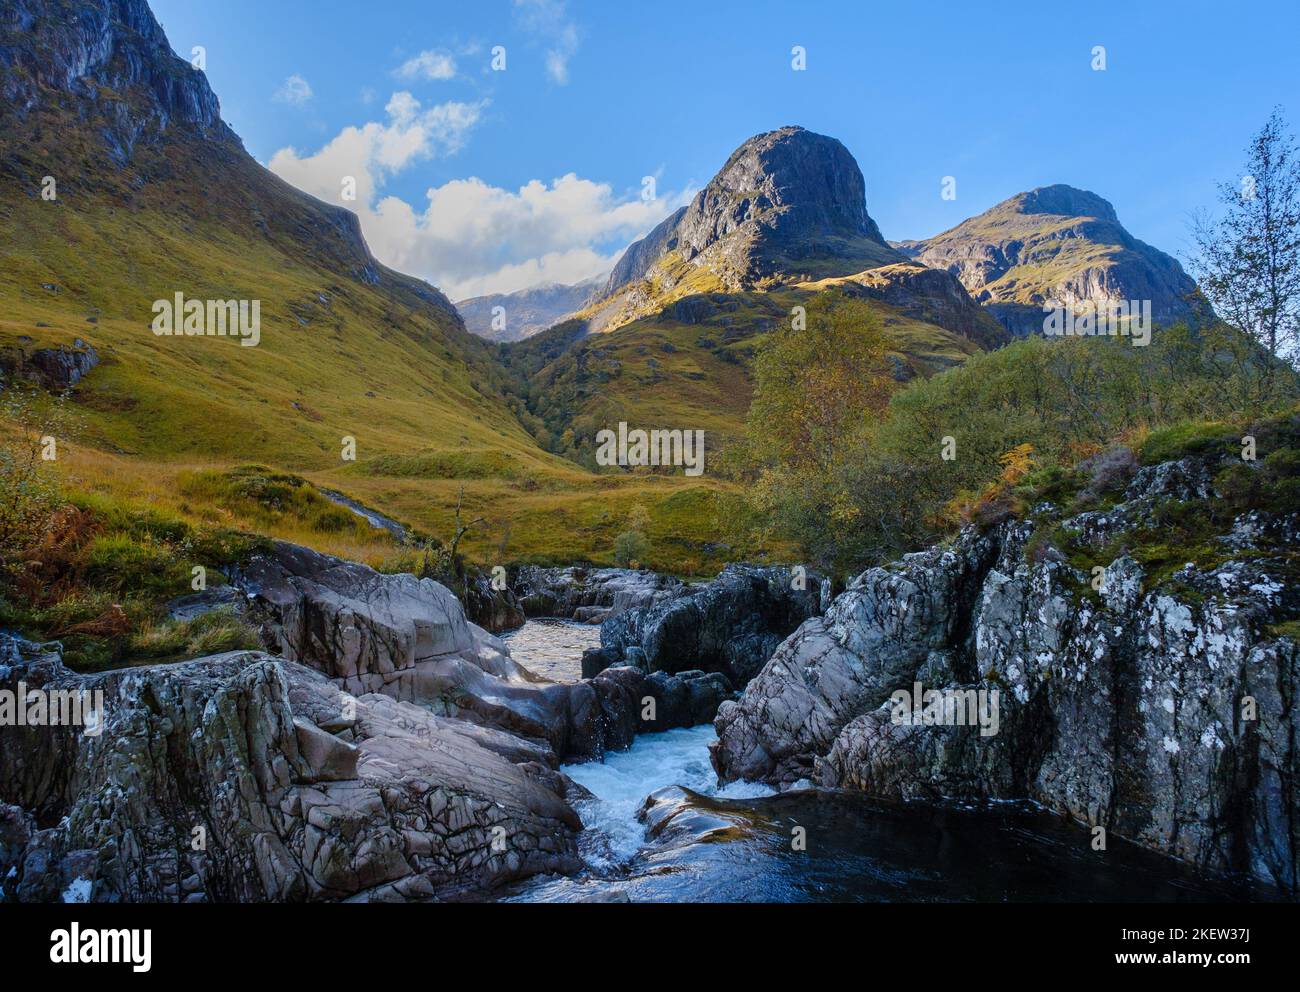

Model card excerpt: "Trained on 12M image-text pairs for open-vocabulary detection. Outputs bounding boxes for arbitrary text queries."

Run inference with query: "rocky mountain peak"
[899,183,1202,336]
[602,126,898,299]
[1005,184,1119,222]
[677,125,886,254]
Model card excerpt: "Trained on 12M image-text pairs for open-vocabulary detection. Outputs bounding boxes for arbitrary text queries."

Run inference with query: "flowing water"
[499,620,1283,903]
[500,617,600,682]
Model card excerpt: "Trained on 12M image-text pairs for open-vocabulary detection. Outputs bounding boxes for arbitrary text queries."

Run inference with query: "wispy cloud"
[514,0,580,85]
[273,74,313,106]
[396,50,457,81]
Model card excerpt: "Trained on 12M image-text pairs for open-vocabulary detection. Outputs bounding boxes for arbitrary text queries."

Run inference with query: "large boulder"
[231,541,698,761]
[234,541,478,694]
[0,636,582,903]
[512,565,685,623]
[598,564,829,687]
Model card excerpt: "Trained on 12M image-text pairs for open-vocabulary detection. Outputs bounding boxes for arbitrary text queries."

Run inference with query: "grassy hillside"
[500,283,988,466]
[0,88,775,598]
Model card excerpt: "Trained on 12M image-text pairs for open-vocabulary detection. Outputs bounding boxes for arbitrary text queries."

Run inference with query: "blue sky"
[150,0,1299,300]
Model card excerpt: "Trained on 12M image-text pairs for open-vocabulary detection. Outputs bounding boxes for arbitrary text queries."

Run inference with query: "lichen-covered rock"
[0,636,582,903]
[713,453,1300,890]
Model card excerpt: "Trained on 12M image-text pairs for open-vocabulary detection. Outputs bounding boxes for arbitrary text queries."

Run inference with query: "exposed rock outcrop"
[0,636,583,903]
[596,564,829,687]
[896,184,1205,336]
[713,452,1300,890]
[230,541,720,761]
[461,570,527,633]
[513,565,686,624]
[0,339,99,391]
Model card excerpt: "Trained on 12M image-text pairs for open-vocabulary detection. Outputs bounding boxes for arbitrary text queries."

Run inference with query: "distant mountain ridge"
[457,275,606,342]
[895,184,1204,336]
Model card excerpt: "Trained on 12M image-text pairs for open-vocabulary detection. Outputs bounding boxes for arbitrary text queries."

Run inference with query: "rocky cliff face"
[0,0,233,161]
[896,185,1204,336]
[712,446,1300,890]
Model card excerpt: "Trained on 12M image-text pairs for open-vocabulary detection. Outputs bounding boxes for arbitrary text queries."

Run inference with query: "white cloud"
[268,100,690,299]
[514,0,580,85]
[366,174,692,298]
[273,74,313,106]
[268,92,486,206]
[396,50,457,81]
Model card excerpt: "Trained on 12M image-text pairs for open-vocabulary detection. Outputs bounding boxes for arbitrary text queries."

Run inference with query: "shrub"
[1139,421,1239,465]
[1076,446,1139,505]
[613,530,649,568]
[0,379,70,589]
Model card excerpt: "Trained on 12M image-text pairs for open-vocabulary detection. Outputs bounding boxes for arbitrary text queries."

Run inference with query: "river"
[498,620,1282,903]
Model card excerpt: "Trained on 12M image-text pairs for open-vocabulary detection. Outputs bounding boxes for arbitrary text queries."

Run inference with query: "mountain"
[581,126,917,333]
[0,0,521,467]
[0,0,746,574]
[895,185,1203,336]
[456,275,605,342]
[604,126,898,292]
[502,127,1009,461]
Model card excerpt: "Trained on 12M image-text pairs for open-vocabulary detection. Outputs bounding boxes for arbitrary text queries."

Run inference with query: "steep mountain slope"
[457,275,605,342]
[0,0,757,575]
[895,185,1203,335]
[0,0,535,468]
